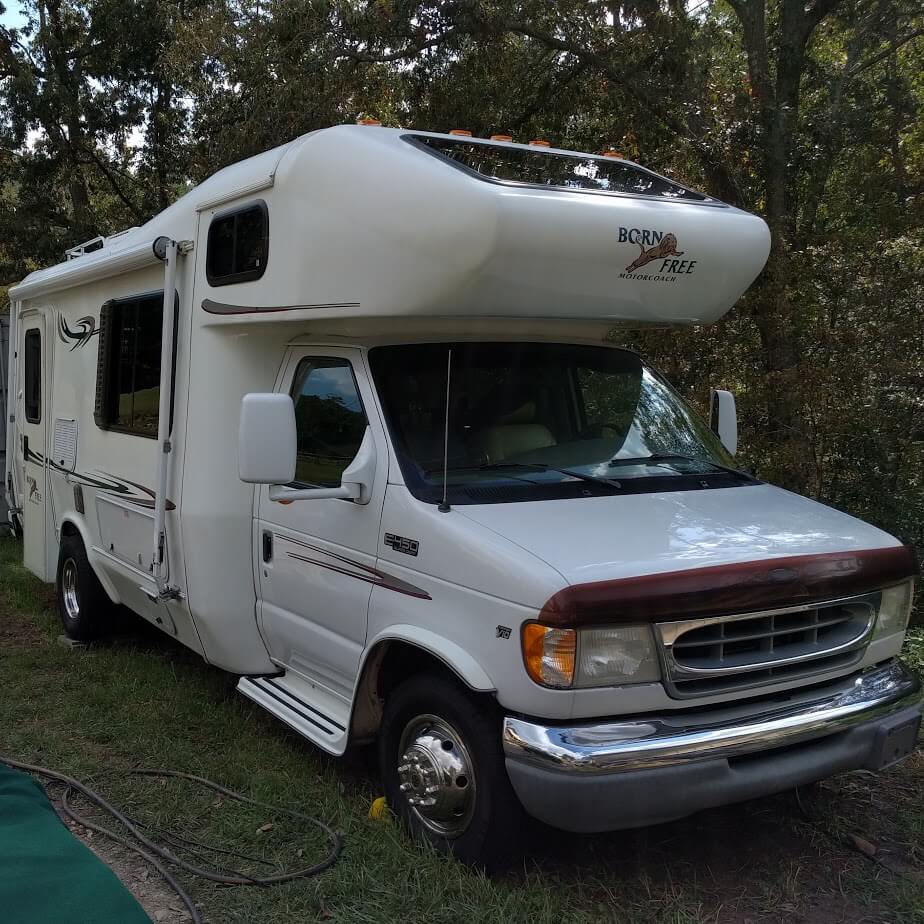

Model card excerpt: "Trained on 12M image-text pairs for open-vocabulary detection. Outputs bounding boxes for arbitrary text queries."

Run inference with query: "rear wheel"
[379,673,527,868]
[56,533,113,641]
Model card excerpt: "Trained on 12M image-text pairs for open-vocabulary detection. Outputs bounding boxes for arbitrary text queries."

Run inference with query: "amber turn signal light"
[522,623,576,688]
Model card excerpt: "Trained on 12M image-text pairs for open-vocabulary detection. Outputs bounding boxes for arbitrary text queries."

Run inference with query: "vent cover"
[53,418,78,471]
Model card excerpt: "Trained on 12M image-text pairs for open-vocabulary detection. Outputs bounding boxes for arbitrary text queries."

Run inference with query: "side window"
[95,292,175,438]
[290,358,367,487]
[206,201,268,286]
[24,328,41,424]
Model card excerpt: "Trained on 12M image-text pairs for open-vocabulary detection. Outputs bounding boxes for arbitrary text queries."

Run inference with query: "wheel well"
[350,641,492,741]
[60,521,80,539]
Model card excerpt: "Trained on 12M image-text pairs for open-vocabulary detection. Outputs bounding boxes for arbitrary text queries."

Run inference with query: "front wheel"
[378,673,528,868]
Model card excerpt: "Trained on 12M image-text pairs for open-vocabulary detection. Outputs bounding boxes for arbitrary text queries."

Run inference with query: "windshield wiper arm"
[478,462,622,489]
[608,452,718,469]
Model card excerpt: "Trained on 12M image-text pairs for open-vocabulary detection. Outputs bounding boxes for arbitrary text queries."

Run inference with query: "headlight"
[522,623,661,689]
[874,579,915,638]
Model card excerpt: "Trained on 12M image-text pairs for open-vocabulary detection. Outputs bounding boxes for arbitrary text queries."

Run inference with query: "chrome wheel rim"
[397,714,476,838]
[62,558,80,621]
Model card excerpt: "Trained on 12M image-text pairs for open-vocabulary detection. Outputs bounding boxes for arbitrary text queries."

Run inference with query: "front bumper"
[502,660,922,833]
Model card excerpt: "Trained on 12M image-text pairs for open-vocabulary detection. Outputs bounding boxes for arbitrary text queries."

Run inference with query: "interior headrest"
[496,401,537,425]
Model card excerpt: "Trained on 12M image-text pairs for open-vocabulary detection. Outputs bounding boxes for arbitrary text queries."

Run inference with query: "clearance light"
[529,139,551,147]
[357,118,381,126]
[450,129,473,136]
[490,134,513,142]
[601,149,624,158]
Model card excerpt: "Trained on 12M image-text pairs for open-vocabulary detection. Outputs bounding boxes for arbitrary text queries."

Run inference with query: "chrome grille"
[657,594,878,698]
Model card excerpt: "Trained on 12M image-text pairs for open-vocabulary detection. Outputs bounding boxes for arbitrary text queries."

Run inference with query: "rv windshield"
[370,343,751,505]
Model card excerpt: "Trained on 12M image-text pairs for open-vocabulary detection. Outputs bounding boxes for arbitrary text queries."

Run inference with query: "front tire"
[379,673,527,868]
[56,533,113,641]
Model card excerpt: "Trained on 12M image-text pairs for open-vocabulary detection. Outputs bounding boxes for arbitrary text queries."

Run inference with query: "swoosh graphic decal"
[58,314,100,351]
[282,535,431,600]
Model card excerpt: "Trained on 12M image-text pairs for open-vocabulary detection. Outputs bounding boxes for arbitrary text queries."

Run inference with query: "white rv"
[5,126,920,866]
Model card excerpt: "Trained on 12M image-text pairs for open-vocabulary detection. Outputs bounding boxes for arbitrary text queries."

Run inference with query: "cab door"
[256,347,388,701]
[18,311,50,578]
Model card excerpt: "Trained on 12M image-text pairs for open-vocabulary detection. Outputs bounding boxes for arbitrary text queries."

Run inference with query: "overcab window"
[206,200,268,286]
[95,292,175,438]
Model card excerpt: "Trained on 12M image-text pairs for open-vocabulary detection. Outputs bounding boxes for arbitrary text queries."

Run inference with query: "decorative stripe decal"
[202,298,360,315]
[37,453,177,511]
[281,534,431,600]
[539,546,919,628]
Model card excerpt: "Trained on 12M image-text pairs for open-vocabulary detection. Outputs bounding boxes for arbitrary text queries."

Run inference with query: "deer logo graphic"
[625,233,684,273]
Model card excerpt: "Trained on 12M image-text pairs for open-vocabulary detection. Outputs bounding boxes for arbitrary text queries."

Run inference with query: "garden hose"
[0,757,344,924]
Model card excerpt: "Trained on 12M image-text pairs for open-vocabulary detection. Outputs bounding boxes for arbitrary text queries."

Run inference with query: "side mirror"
[710,389,738,456]
[239,393,377,504]
[238,394,297,484]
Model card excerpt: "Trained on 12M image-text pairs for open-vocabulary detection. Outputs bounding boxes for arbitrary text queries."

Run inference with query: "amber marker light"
[601,149,623,158]
[449,129,473,136]
[529,139,551,147]
[490,134,513,142]
[357,118,381,125]
[522,623,576,688]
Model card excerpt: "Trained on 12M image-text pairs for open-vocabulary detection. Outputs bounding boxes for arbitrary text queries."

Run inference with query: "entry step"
[237,673,350,755]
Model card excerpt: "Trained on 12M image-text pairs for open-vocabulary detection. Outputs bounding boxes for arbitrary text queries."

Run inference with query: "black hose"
[0,757,343,923]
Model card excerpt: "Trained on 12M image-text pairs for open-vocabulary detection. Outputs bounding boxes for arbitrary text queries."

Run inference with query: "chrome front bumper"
[502,661,922,832]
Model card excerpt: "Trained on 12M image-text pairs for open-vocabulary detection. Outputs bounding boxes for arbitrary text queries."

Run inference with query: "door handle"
[262,531,273,563]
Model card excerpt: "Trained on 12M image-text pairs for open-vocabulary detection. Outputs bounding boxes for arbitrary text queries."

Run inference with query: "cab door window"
[290,358,367,487]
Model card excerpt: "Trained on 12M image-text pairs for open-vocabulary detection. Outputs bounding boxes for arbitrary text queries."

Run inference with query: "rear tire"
[56,533,113,641]
[379,672,528,869]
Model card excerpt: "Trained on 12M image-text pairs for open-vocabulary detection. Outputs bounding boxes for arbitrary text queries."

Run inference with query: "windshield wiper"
[608,452,719,470]
[477,462,622,489]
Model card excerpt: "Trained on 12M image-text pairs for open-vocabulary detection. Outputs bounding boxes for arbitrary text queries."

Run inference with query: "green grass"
[1,534,922,923]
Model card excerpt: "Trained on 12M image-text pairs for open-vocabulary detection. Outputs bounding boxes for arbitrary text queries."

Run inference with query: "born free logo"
[618,227,697,280]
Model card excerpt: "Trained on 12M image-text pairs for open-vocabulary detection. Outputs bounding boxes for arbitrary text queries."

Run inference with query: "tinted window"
[24,328,41,423]
[96,293,174,437]
[410,136,709,201]
[206,201,268,285]
[290,358,367,487]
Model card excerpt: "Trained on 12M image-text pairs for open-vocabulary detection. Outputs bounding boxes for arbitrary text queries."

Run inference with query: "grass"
[1,533,923,923]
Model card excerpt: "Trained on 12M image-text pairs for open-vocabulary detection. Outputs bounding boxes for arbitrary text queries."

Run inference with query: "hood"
[456,483,902,589]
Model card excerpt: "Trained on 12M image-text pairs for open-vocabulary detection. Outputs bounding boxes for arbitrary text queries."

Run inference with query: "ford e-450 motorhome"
[4,125,920,865]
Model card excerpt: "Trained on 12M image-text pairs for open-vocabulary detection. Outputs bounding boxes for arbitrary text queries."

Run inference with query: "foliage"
[1,0,922,615]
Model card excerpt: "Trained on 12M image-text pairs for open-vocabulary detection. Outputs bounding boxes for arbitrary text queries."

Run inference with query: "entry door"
[19,312,48,577]
[257,348,388,701]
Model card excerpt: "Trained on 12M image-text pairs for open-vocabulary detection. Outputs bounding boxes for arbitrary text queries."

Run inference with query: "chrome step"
[237,673,350,755]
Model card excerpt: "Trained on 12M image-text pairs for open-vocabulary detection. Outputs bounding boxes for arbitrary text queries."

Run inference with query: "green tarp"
[0,762,150,923]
